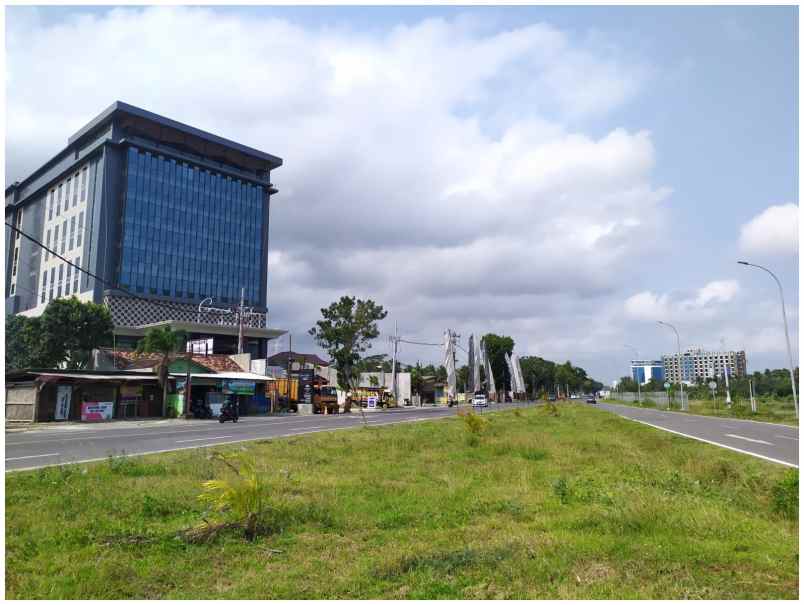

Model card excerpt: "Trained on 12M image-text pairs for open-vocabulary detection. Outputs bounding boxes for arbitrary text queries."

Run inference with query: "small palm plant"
[185,452,274,542]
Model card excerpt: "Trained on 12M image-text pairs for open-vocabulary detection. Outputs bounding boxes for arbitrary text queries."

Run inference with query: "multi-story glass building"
[662,348,747,384]
[630,360,665,385]
[5,101,285,357]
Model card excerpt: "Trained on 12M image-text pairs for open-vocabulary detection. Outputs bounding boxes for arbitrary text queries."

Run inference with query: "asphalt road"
[598,401,799,467]
[5,402,530,472]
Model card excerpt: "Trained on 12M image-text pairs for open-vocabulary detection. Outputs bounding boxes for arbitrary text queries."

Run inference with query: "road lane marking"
[725,434,773,445]
[175,436,233,443]
[6,453,60,461]
[776,435,799,441]
[5,406,505,472]
[625,419,796,468]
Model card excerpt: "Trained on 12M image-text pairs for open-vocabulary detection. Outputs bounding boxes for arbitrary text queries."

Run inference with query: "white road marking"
[175,436,233,443]
[6,453,60,461]
[725,434,773,445]
[627,419,796,468]
[776,435,799,441]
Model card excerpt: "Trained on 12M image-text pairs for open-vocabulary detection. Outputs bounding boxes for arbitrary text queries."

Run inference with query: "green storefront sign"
[223,380,255,395]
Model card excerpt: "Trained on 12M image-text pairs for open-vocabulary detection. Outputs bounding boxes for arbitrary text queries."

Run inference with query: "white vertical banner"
[55,385,72,420]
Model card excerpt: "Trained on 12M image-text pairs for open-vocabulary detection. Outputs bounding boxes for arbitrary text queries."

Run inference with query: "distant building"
[662,348,746,384]
[630,360,665,385]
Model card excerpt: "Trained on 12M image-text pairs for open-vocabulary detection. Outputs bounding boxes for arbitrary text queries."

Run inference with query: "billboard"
[295,369,314,405]
[81,401,114,422]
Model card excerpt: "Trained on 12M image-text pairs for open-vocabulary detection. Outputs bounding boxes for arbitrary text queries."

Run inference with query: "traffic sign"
[708,381,717,390]
[664,382,671,389]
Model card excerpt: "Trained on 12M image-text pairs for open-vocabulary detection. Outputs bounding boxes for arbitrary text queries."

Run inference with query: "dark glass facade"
[119,146,266,306]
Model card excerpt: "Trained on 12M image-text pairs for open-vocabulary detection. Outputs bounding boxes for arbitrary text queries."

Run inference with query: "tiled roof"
[266,351,330,367]
[99,349,243,373]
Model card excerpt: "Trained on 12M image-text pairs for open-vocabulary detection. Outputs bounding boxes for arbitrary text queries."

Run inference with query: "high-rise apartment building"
[5,101,284,357]
[662,348,747,384]
[630,360,665,385]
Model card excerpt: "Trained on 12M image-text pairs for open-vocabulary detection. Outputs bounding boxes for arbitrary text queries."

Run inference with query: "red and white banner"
[81,401,114,422]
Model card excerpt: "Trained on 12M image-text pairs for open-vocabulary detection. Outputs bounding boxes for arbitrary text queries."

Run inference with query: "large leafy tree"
[5,297,113,371]
[482,333,514,392]
[40,297,114,369]
[309,296,387,410]
[136,325,188,417]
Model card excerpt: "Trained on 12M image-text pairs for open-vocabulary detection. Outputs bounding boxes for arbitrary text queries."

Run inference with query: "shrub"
[462,412,488,436]
[552,477,571,504]
[771,469,798,519]
[185,452,276,542]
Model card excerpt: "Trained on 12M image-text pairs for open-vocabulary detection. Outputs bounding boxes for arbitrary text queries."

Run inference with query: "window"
[44,229,51,261]
[56,184,63,216]
[11,247,19,276]
[69,216,75,251]
[49,267,55,301]
[14,209,23,240]
[65,179,71,212]
[81,166,88,201]
[65,264,71,296]
[53,224,59,256]
[41,272,47,303]
[57,265,63,298]
[48,190,55,221]
[74,256,80,292]
[73,173,79,206]
[77,211,84,248]
[60,221,67,254]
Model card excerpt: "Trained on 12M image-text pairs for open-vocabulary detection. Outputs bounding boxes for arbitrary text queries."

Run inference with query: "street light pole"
[624,344,642,404]
[738,261,798,419]
[658,321,686,411]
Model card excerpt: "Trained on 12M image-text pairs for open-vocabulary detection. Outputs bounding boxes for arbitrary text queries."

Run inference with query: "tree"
[308,296,387,413]
[5,315,49,370]
[5,297,113,371]
[456,365,469,392]
[482,333,514,392]
[136,325,188,417]
[40,297,114,369]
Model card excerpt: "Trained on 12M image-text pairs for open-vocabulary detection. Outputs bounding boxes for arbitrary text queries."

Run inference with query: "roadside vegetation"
[6,405,798,599]
[607,395,798,425]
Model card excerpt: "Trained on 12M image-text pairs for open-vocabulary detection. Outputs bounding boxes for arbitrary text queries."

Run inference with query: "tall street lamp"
[624,344,642,404]
[658,320,686,411]
[738,260,799,419]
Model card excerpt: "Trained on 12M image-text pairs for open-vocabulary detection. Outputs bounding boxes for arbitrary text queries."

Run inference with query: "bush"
[185,452,276,542]
[771,469,798,519]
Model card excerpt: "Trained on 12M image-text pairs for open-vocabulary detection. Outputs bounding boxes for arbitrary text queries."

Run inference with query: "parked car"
[586,396,597,404]
[548,394,557,402]
[472,392,488,407]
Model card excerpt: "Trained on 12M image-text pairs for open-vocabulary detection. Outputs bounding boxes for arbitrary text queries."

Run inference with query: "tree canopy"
[5,297,114,371]
[482,333,515,392]
[308,296,387,391]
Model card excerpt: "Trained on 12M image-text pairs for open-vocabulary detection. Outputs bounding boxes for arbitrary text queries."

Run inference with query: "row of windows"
[9,209,23,296]
[47,166,88,221]
[40,256,81,304]
[43,212,85,261]
[119,147,266,306]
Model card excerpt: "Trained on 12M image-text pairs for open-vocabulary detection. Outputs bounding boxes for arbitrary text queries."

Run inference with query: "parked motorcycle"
[191,399,212,419]
[218,400,239,423]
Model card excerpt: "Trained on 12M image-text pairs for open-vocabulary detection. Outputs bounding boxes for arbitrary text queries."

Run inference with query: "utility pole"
[237,287,245,355]
[721,338,732,407]
[390,321,399,405]
[658,321,686,411]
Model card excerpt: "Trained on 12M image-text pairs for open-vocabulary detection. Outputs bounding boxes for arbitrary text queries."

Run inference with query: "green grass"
[608,396,798,425]
[5,405,799,599]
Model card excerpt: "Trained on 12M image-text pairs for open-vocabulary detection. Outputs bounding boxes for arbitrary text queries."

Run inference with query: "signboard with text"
[81,401,114,422]
[223,380,255,395]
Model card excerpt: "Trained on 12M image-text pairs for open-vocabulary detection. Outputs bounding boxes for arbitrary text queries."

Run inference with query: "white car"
[471,393,488,407]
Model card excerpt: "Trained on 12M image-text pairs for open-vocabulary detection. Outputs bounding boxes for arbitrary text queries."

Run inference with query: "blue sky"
[6,5,799,381]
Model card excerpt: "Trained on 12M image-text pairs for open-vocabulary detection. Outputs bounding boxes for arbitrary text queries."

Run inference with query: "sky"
[5,5,799,383]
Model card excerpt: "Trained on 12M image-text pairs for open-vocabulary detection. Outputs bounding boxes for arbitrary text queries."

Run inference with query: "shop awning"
[168,371,275,382]
[35,373,159,382]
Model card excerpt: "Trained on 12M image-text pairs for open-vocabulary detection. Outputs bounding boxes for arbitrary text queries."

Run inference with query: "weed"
[552,477,571,504]
[105,455,166,477]
[771,470,798,519]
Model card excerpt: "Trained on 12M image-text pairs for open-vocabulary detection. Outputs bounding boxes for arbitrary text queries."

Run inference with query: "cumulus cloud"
[12,6,790,378]
[738,203,798,257]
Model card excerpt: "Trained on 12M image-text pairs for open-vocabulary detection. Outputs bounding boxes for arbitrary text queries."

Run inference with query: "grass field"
[607,396,798,425]
[5,404,799,599]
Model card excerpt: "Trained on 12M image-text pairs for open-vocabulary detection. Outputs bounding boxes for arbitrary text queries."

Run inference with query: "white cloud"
[12,7,792,379]
[738,203,798,257]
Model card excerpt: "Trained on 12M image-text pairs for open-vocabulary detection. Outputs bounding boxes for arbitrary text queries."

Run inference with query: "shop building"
[5,101,285,357]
